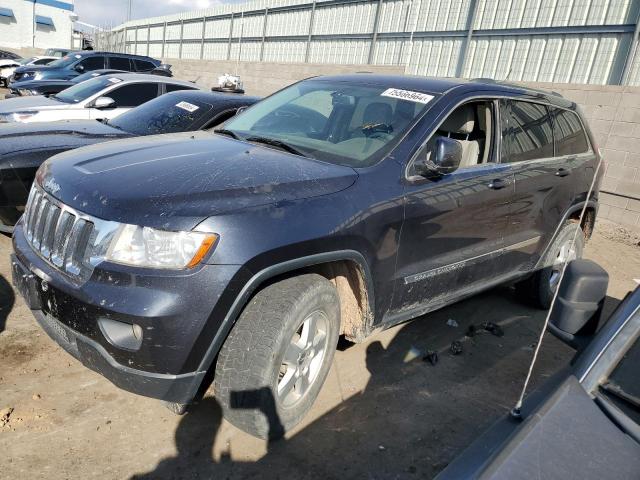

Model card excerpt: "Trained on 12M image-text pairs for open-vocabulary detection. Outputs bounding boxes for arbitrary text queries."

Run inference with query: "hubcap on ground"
[549,239,577,290]
[278,310,328,407]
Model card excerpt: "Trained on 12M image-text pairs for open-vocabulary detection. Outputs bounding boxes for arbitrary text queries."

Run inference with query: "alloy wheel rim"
[277,310,328,408]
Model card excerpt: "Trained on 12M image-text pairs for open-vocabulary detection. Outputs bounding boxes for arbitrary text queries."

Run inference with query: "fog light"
[98,317,143,351]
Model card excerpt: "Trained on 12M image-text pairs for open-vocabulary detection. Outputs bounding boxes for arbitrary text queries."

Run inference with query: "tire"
[516,221,585,309]
[213,273,340,439]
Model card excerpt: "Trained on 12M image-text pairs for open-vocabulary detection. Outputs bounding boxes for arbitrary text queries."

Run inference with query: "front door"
[391,99,514,320]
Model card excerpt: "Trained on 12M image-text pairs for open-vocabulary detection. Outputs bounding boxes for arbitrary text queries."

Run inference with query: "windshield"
[109,94,214,135]
[19,57,37,65]
[47,55,79,69]
[45,49,68,58]
[54,76,115,104]
[222,80,434,167]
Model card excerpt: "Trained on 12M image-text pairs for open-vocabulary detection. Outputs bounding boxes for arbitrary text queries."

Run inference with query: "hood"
[38,131,359,231]
[10,79,74,90]
[14,65,55,74]
[0,95,72,114]
[0,120,129,158]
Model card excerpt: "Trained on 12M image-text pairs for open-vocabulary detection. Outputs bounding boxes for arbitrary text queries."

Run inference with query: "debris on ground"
[404,346,424,363]
[378,445,386,451]
[423,351,439,366]
[481,322,504,337]
[1,407,14,427]
[446,318,459,328]
[450,341,463,355]
[32,394,41,401]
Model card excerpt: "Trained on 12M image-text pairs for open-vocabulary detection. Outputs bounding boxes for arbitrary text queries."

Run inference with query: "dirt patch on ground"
[596,219,640,248]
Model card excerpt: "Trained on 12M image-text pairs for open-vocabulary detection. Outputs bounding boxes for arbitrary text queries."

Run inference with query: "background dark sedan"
[0,90,260,232]
[5,69,127,98]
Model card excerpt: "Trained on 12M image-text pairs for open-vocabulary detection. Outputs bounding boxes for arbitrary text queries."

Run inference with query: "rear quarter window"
[134,59,156,72]
[550,108,590,156]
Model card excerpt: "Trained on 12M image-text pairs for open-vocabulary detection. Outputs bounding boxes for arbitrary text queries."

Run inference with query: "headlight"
[33,72,43,80]
[105,224,218,269]
[18,89,36,96]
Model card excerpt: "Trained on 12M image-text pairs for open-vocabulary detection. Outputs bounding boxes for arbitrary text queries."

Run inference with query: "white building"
[0,0,76,50]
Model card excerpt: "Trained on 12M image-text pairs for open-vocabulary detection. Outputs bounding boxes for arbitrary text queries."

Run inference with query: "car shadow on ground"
[0,273,15,334]
[130,287,582,480]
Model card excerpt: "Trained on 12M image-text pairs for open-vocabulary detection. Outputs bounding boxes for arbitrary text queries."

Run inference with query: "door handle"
[555,168,570,177]
[488,178,509,190]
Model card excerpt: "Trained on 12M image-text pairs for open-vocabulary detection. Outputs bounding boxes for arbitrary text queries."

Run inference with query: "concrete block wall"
[164,58,640,231]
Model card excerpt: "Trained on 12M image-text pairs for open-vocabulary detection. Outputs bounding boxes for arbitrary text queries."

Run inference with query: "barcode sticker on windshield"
[108,77,122,84]
[176,101,199,113]
[381,88,434,104]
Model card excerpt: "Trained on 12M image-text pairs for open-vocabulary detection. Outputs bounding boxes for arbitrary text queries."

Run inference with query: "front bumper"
[12,222,245,403]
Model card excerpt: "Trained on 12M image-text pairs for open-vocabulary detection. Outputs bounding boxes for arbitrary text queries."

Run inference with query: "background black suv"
[10,51,161,84]
[11,75,602,439]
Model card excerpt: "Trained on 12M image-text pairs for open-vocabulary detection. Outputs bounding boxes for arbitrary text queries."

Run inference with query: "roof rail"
[470,77,564,98]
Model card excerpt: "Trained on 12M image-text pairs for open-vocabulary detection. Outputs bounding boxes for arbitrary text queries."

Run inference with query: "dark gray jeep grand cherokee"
[11,75,602,438]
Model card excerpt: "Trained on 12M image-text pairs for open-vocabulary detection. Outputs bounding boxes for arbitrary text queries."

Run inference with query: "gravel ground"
[0,214,638,477]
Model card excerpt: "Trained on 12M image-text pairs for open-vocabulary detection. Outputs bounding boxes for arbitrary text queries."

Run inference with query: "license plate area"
[11,257,41,310]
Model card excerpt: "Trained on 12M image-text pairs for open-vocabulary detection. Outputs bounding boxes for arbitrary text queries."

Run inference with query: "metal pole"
[305,1,316,63]
[396,0,413,67]
[368,0,385,64]
[123,27,128,53]
[178,20,184,59]
[147,24,151,56]
[236,13,244,75]
[260,8,269,62]
[32,0,36,48]
[456,0,479,78]
[227,13,234,61]
[161,21,167,58]
[134,26,138,54]
[200,16,207,60]
[620,7,640,85]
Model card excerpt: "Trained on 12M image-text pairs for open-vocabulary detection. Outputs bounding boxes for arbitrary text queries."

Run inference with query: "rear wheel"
[517,221,584,309]
[213,274,340,439]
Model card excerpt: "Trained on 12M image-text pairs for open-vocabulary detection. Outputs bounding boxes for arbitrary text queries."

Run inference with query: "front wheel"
[213,273,340,439]
[516,221,585,309]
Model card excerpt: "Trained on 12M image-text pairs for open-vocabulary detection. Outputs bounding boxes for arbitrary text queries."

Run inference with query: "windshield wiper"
[213,128,240,139]
[244,136,306,157]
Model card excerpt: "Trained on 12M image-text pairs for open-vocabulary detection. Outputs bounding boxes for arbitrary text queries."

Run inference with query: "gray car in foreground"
[437,260,640,480]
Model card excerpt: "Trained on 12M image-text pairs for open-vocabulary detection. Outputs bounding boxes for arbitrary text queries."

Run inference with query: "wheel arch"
[190,250,375,401]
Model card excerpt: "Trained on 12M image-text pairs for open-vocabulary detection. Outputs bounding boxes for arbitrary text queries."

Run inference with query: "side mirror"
[548,259,609,350]
[93,96,115,109]
[74,64,85,73]
[414,137,462,177]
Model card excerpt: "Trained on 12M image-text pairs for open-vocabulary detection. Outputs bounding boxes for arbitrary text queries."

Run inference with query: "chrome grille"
[23,186,96,280]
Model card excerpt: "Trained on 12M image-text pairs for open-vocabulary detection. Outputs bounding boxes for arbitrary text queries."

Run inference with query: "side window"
[34,58,53,65]
[500,100,554,163]
[109,56,131,71]
[78,56,105,72]
[416,100,495,171]
[134,59,156,71]
[550,108,590,156]
[600,335,640,426]
[108,83,159,108]
[165,84,196,93]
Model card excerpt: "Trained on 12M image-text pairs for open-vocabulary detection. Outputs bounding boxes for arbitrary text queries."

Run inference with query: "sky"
[75,0,238,28]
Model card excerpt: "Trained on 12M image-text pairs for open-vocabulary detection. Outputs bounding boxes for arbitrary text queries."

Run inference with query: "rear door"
[107,56,132,71]
[501,100,586,273]
[391,97,514,319]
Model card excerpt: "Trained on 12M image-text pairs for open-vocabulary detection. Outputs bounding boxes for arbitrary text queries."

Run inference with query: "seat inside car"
[440,105,480,169]
[362,102,393,127]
